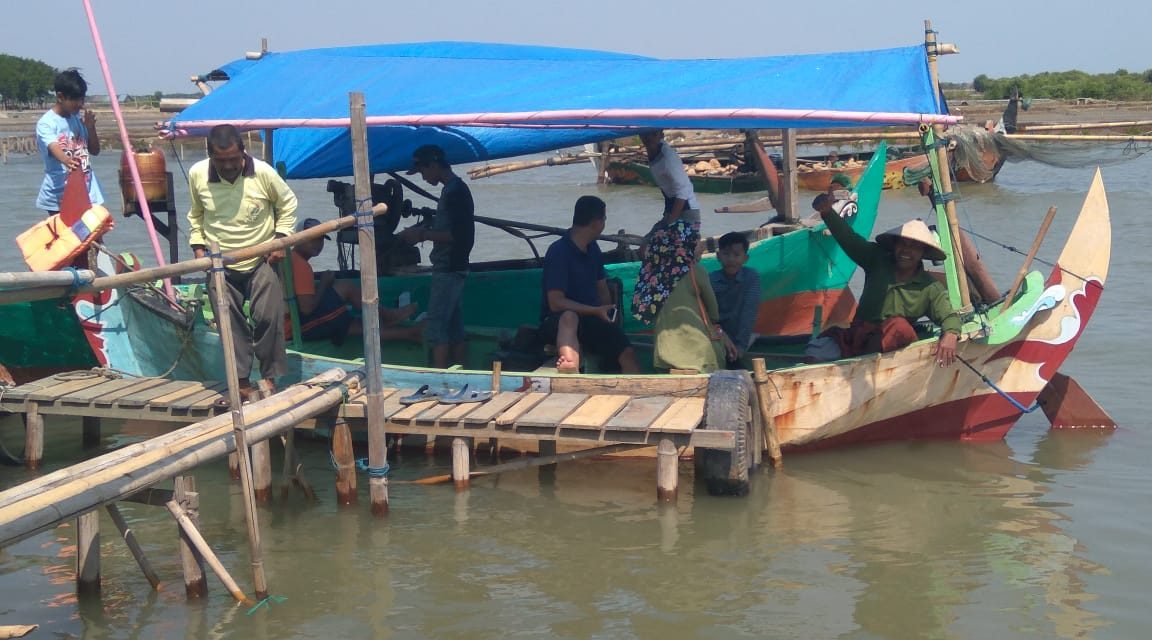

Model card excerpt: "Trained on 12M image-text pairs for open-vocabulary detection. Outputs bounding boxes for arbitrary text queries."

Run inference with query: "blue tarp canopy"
[169,41,953,179]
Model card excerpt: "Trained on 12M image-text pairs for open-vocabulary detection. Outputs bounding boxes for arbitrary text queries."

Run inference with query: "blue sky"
[2,0,1148,95]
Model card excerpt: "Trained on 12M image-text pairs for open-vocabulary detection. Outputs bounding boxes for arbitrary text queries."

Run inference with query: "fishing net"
[995,132,1152,169]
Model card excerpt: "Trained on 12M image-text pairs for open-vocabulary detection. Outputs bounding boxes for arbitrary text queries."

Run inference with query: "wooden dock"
[1,371,734,469]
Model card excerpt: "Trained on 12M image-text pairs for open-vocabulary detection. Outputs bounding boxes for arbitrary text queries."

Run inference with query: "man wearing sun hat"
[807,193,961,366]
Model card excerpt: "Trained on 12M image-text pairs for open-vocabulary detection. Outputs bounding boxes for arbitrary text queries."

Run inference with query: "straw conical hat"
[875,218,947,262]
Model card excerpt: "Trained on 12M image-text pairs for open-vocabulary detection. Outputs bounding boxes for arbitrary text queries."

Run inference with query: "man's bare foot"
[556,354,580,374]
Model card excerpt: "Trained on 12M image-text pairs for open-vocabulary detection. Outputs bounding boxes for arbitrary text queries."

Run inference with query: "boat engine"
[326,178,421,272]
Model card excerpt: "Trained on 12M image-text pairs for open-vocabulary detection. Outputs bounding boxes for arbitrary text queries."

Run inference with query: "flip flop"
[398,384,445,405]
[439,383,494,404]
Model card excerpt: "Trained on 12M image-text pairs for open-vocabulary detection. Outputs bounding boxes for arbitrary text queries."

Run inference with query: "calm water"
[1,144,1150,639]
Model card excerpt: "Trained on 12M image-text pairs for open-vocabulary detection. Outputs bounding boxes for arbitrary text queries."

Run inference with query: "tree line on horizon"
[945,69,1152,101]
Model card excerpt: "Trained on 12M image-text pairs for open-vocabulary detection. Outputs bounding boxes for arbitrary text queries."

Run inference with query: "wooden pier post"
[452,438,472,491]
[174,476,207,598]
[105,503,161,589]
[207,240,269,600]
[333,419,358,505]
[349,91,390,516]
[251,440,272,503]
[656,438,679,501]
[76,510,100,596]
[24,402,43,470]
[489,362,502,456]
[82,416,101,449]
[751,358,783,467]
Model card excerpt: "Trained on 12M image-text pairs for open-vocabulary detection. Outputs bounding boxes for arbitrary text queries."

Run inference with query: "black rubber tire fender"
[699,370,754,496]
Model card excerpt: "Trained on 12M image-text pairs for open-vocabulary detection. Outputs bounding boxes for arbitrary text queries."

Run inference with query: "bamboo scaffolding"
[0,369,351,510]
[0,368,360,548]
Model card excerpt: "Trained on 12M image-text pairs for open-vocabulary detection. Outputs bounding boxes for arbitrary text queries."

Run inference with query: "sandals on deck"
[398,384,445,405]
[440,384,494,404]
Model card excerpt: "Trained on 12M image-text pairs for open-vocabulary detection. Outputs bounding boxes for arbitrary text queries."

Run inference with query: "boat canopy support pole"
[780,129,800,222]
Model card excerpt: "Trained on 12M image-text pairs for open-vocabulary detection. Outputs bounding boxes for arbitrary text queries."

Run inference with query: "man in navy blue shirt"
[540,196,639,374]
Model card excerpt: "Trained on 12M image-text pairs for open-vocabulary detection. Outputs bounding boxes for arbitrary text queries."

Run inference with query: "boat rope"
[958,227,1102,291]
[955,354,1040,414]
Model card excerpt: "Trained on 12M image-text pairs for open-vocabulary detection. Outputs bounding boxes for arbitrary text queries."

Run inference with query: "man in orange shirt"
[287,218,422,345]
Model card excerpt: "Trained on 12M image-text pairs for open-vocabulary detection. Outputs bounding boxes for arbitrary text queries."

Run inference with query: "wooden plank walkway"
[0,372,734,453]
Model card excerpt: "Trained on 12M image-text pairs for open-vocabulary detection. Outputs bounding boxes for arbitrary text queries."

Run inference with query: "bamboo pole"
[173,476,208,598]
[1004,133,1152,142]
[468,153,597,179]
[924,20,972,312]
[349,92,390,517]
[0,207,387,305]
[751,358,783,467]
[474,215,644,247]
[165,500,252,605]
[408,443,647,485]
[1005,206,1059,305]
[105,503,161,589]
[0,270,95,289]
[0,368,352,513]
[1019,120,1152,132]
[207,240,268,599]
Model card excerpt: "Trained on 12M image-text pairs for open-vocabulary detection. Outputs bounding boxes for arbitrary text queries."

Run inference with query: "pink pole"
[82,0,175,299]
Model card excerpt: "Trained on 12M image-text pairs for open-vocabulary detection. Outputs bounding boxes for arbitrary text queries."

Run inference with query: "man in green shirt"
[188,125,298,400]
[811,192,960,367]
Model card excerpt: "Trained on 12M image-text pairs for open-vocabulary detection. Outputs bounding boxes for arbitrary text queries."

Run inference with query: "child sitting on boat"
[709,232,761,368]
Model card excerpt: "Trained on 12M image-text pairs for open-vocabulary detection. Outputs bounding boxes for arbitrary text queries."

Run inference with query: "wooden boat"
[605,158,766,194]
[3,35,1111,495]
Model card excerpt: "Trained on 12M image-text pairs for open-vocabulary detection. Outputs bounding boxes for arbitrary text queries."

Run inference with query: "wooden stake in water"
[348,91,391,516]
[207,241,269,600]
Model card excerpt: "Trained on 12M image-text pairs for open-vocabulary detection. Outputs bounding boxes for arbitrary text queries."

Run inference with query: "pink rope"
[163,107,962,137]
[82,0,174,299]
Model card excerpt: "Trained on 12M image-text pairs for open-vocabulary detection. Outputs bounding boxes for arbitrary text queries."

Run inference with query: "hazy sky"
[2,0,1147,95]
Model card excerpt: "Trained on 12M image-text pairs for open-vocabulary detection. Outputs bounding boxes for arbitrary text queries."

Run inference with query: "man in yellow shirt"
[188,124,298,400]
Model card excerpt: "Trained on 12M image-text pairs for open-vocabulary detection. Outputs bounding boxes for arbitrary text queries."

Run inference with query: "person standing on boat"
[540,195,640,374]
[638,129,701,247]
[398,144,475,368]
[187,124,298,400]
[35,69,102,213]
[809,193,960,366]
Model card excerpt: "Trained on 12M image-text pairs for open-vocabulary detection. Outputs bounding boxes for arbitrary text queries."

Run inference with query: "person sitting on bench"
[287,218,422,345]
[540,196,640,374]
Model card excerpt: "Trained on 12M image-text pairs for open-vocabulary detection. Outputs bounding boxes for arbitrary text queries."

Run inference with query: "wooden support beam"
[82,416,101,449]
[166,500,251,605]
[105,503,161,589]
[752,359,783,467]
[333,419,357,505]
[174,476,207,598]
[24,403,42,470]
[76,510,100,596]
[656,438,679,502]
[251,440,272,503]
[452,437,472,491]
